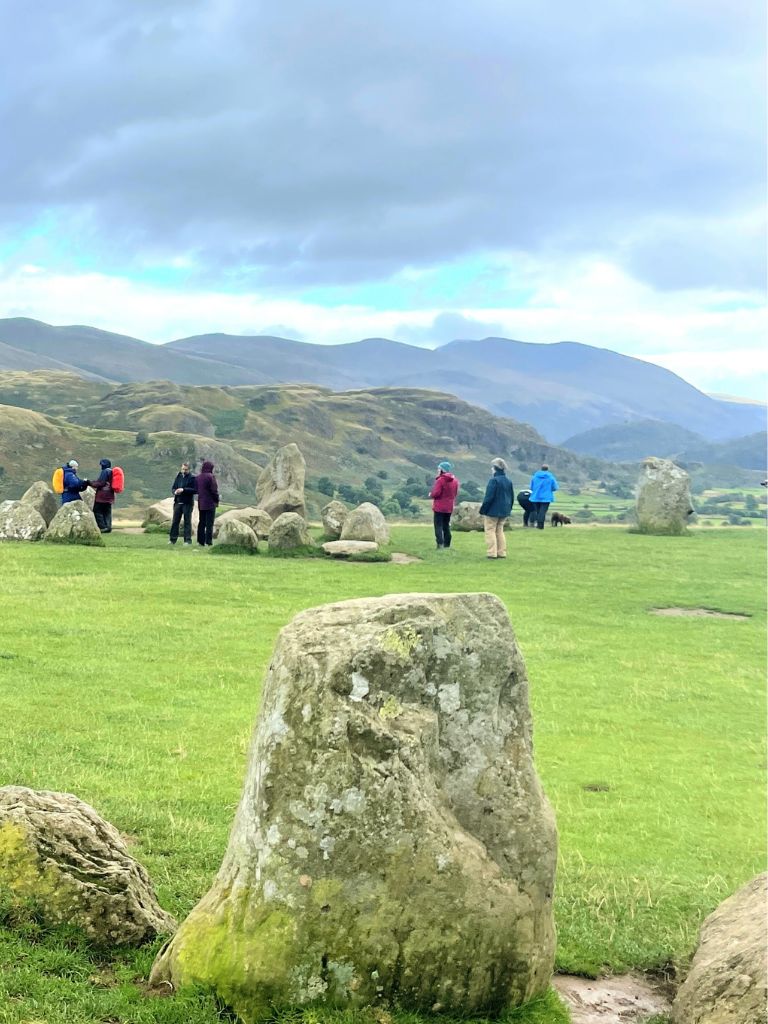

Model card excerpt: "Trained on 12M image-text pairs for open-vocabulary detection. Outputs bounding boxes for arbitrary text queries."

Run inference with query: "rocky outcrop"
[214,507,272,540]
[635,457,693,535]
[20,481,59,526]
[0,500,47,542]
[268,512,313,551]
[340,502,390,544]
[256,443,306,519]
[45,502,104,546]
[213,519,259,553]
[322,540,378,557]
[151,592,557,1021]
[673,873,767,1024]
[142,497,199,533]
[321,500,348,540]
[0,786,175,946]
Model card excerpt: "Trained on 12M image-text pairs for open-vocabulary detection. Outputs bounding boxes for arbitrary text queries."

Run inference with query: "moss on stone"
[0,821,69,919]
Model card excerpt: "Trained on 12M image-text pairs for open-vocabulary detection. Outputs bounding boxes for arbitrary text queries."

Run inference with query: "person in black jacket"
[517,488,535,527]
[169,461,197,545]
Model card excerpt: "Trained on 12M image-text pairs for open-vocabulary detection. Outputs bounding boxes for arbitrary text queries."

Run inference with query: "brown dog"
[551,512,571,526]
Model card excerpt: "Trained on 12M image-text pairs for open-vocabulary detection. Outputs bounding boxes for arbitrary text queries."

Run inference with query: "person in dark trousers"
[60,460,89,504]
[517,488,535,527]
[169,461,197,545]
[196,460,219,546]
[479,458,514,558]
[90,458,115,532]
[429,461,460,549]
[529,464,559,529]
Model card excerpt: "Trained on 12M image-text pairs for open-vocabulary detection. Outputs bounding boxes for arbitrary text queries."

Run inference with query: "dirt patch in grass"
[113,526,145,535]
[391,552,423,564]
[650,606,749,620]
[553,972,672,1023]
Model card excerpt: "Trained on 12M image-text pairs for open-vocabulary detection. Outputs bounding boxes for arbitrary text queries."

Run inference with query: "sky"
[1,0,766,398]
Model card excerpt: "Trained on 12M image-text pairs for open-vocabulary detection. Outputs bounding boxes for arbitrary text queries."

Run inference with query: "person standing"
[60,460,89,504]
[529,464,559,529]
[517,488,535,527]
[169,461,197,545]
[196,460,219,546]
[90,458,115,532]
[429,461,460,549]
[479,458,513,559]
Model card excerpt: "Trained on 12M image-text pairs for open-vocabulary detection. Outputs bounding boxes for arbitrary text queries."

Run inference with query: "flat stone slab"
[322,540,378,557]
[553,973,672,1024]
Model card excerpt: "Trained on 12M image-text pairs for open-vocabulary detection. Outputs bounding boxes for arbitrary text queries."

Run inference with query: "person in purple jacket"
[196,460,219,546]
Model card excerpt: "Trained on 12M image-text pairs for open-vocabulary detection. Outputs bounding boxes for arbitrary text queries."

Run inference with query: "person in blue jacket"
[479,457,513,559]
[529,464,559,529]
[60,460,90,504]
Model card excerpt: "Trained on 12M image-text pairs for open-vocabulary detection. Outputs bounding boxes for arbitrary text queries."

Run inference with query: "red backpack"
[111,466,125,493]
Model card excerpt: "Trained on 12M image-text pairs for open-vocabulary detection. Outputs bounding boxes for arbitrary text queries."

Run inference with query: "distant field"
[0,526,765,1024]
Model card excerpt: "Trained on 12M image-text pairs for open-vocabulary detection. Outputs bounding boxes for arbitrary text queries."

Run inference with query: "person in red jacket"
[196,460,220,546]
[429,460,460,549]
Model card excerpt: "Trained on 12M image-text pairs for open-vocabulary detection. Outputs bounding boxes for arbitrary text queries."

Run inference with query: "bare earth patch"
[650,606,749,620]
[390,552,423,564]
[114,526,146,535]
[553,973,672,1024]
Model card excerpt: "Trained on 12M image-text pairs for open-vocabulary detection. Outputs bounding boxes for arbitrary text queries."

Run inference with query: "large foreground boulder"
[340,502,390,544]
[0,500,47,542]
[20,481,59,526]
[151,592,557,1021]
[256,443,306,519]
[268,512,313,551]
[213,519,259,554]
[45,502,104,546]
[142,497,199,533]
[635,457,693,535]
[673,873,767,1024]
[214,507,272,540]
[0,786,176,946]
[321,500,348,539]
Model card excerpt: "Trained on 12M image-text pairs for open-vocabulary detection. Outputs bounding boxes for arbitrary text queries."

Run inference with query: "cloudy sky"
[2,0,765,396]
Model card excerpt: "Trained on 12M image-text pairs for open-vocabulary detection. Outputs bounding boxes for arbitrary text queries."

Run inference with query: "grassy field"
[0,525,765,1024]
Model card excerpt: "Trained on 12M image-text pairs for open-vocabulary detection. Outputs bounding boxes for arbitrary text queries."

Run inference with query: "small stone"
[142,496,199,533]
[321,500,348,539]
[340,502,389,544]
[213,518,259,553]
[299,875,312,888]
[45,502,104,546]
[268,511,313,551]
[19,481,58,526]
[213,507,272,539]
[322,540,378,557]
[0,500,47,542]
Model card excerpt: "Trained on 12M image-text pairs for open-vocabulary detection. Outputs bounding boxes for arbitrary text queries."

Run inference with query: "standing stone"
[673,873,767,1024]
[81,487,95,511]
[0,786,176,946]
[256,444,306,519]
[150,592,557,1021]
[214,507,272,540]
[0,500,47,542]
[44,502,104,546]
[340,502,390,544]
[635,457,693,535]
[142,496,199,534]
[321,500,348,540]
[20,481,59,526]
[268,512,313,551]
[214,519,259,554]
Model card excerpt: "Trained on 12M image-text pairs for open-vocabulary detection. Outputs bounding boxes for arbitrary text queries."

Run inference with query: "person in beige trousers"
[479,458,514,558]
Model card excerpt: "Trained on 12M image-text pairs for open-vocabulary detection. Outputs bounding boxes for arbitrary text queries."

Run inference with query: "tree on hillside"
[316,476,335,496]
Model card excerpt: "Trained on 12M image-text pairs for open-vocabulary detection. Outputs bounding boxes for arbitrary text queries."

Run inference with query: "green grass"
[0,526,765,1023]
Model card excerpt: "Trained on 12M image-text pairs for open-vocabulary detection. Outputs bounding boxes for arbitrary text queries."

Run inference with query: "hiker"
[90,458,115,533]
[60,460,89,504]
[429,460,460,549]
[517,488,535,527]
[196,460,219,546]
[479,458,513,559]
[170,461,197,545]
[529,464,559,529]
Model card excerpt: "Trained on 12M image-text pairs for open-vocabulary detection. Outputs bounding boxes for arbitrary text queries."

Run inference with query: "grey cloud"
[1,0,764,291]
[393,312,506,347]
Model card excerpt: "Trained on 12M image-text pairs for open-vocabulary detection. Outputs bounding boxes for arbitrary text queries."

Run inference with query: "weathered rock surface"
[81,487,95,510]
[322,540,378,557]
[214,519,259,553]
[151,592,558,1021]
[0,500,47,542]
[268,511,313,551]
[256,443,306,519]
[214,507,272,540]
[20,481,59,526]
[340,502,390,544]
[453,502,510,532]
[321,500,348,539]
[142,496,199,533]
[45,502,104,546]
[635,457,693,535]
[673,873,767,1024]
[0,786,176,946]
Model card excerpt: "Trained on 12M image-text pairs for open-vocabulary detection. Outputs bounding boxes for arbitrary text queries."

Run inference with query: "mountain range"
[0,317,763,444]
